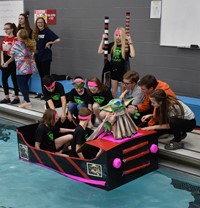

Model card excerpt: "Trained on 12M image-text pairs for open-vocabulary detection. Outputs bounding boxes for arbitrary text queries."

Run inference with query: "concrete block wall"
[1,0,200,98]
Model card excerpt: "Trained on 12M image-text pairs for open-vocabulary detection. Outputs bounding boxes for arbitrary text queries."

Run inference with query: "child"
[67,77,92,122]
[43,75,67,123]
[35,108,74,152]
[87,77,113,123]
[98,27,135,98]
[3,29,37,109]
[119,70,145,106]
[142,89,196,150]
[70,107,94,159]
[0,23,20,104]
[33,17,60,99]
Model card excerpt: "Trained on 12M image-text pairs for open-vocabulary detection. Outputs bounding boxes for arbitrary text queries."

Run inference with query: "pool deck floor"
[0,89,200,177]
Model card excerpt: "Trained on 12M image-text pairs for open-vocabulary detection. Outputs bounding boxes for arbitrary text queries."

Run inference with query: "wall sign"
[34,9,56,24]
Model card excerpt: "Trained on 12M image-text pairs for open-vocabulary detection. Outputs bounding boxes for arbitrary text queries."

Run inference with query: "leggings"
[169,118,196,142]
[36,60,51,93]
[1,54,19,96]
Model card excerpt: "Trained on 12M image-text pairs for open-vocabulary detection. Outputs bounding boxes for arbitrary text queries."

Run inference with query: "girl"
[3,29,37,109]
[17,13,33,39]
[32,17,60,99]
[142,89,196,150]
[67,77,92,122]
[0,23,19,104]
[87,77,113,123]
[98,27,135,98]
[35,108,74,152]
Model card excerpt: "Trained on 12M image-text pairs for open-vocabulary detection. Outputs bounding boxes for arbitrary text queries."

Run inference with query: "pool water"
[0,118,200,208]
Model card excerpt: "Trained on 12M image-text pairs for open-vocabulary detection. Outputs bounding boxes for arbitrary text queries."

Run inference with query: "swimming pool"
[0,117,200,208]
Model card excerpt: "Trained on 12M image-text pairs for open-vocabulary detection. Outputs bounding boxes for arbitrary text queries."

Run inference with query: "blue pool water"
[0,118,200,208]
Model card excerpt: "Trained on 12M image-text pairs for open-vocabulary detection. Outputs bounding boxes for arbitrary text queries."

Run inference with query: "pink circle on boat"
[150,144,158,153]
[113,158,122,169]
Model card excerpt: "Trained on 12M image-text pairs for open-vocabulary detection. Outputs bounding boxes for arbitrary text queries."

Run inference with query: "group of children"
[0,13,60,108]
[0,18,196,156]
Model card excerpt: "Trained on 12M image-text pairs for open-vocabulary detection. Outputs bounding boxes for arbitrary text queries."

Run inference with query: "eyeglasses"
[122,82,132,86]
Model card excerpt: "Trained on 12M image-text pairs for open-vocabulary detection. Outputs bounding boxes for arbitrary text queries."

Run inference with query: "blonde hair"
[112,27,126,60]
[18,29,36,52]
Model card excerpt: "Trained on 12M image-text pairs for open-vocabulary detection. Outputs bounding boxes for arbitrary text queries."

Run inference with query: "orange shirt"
[137,80,176,126]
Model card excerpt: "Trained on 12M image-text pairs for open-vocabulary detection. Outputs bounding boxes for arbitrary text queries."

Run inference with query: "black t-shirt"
[43,82,65,108]
[35,123,60,152]
[91,89,113,106]
[68,88,92,105]
[108,42,130,71]
[35,28,59,62]
[70,125,93,157]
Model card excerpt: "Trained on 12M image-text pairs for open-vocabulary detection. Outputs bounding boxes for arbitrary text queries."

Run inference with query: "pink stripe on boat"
[98,132,143,143]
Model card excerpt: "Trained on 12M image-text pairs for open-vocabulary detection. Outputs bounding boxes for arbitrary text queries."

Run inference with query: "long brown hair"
[40,109,56,128]
[32,17,49,40]
[150,89,184,125]
[87,77,107,94]
[17,13,32,36]
[18,29,36,52]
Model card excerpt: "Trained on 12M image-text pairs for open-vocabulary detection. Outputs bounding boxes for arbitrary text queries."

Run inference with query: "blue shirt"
[35,28,59,62]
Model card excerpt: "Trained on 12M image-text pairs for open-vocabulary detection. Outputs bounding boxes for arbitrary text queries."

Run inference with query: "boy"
[70,107,94,159]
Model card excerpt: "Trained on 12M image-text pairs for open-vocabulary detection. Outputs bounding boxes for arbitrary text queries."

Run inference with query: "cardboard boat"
[17,123,158,191]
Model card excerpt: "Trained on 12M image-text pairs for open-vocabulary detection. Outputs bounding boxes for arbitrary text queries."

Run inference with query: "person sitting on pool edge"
[35,108,74,153]
[67,76,93,123]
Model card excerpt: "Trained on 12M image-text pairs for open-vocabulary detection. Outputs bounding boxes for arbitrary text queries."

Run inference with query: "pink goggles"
[44,81,55,89]
[78,114,92,120]
[115,29,121,35]
[87,81,98,87]
[73,78,85,83]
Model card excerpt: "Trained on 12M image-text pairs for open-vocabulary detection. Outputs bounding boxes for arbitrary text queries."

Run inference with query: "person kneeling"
[142,89,196,150]
[35,108,74,153]
[70,107,94,159]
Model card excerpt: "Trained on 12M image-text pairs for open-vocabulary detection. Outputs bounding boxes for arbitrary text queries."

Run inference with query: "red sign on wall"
[34,10,56,25]
[47,10,56,25]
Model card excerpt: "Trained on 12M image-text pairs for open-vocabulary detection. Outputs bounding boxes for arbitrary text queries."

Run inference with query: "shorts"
[110,68,125,82]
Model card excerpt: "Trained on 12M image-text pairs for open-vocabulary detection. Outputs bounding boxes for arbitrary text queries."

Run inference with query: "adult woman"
[32,17,60,98]
[3,29,37,109]
[0,23,19,104]
[142,89,196,150]
[17,13,32,39]
[98,27,135,98]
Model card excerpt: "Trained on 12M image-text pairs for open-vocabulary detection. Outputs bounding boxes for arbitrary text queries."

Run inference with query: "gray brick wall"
[1,0,200,97]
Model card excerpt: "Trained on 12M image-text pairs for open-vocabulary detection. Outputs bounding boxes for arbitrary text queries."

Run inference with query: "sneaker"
[164,141,184,150]
[0,98,11,104]
[19,102,32,109]
[11,98,20,104]
[35,93,42,99]
[40,95,45,100]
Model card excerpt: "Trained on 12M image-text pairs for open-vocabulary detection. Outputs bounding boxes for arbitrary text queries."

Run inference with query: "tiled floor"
[0,88,200,175]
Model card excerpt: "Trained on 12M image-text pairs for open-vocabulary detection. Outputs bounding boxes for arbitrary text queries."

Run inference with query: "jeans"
[67,103,86,118]
[17,74,32,102]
